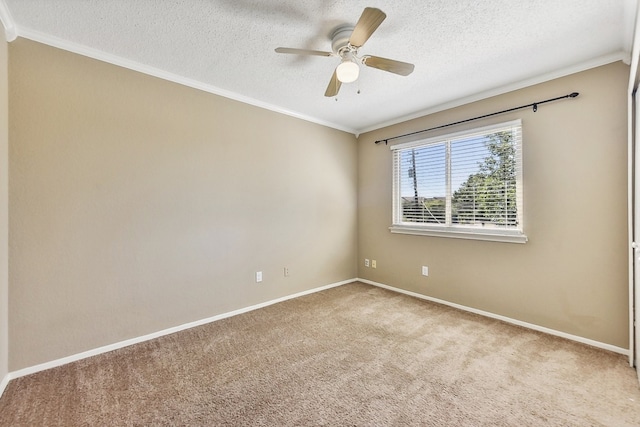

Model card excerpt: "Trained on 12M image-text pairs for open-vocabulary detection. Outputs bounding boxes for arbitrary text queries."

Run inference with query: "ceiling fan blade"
[363,56,415,76]
[275,47,333,57]
[324,69,342,97]
[349,7,386,48]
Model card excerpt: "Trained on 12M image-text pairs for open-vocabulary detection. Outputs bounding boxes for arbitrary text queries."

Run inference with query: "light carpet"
[1,282,639,426]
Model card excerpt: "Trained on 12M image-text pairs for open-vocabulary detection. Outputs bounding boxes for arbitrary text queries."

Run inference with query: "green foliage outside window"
[452,131,517,226]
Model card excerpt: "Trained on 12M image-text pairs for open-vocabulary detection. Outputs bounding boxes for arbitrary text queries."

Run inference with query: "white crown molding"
[17,27,359,136]
[356,51,630,136]
[11,25,631,139]
[0,0,16,42]
[7,278,355,380]
[358,278,630,357]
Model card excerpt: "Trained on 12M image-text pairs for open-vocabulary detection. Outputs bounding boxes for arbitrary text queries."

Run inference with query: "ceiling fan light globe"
[336,61,359,83]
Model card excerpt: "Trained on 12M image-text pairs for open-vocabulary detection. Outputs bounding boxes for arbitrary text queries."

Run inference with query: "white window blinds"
[391,120,526,243]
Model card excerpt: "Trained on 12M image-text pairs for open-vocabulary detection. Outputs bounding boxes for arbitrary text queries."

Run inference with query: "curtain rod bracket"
[374,91,579,145]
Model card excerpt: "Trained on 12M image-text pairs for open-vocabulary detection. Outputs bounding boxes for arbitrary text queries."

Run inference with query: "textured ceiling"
[0,0,637,134]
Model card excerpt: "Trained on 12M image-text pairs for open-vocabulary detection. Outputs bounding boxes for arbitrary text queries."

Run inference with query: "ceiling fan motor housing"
[331,25,355,54]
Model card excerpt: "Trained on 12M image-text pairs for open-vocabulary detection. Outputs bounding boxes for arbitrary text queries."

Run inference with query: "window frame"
[389,119,527,244]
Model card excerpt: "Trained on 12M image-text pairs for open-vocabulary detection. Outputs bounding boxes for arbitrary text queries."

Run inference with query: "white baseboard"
[9,278,356,381]
[0,373,9,398]
[8,276,626,385]
[358,278,630,356]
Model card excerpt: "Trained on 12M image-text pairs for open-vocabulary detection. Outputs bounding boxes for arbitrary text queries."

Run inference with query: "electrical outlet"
[365,259,370,267]
[371,260,377,268]
[284,267,289,277]
[256,271,263,282]
[422,266,429,276]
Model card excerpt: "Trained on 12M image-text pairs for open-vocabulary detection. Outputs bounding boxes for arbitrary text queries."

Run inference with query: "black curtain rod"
[374,92,579,145]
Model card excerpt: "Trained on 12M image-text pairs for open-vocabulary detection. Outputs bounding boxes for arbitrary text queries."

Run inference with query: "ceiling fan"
[275,7,415,97]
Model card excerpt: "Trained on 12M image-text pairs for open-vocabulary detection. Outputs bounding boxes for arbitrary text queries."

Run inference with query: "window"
[390,120,526,243]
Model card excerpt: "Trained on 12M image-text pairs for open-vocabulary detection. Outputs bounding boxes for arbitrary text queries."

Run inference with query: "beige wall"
[9,39,358,370]
[0,31,8,382]
[5,36,631,371]
[358,62,630,348]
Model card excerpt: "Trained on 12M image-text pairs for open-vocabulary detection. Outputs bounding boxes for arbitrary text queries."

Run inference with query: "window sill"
[389,225,528,244]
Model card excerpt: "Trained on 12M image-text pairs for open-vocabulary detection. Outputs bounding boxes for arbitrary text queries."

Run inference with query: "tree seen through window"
[399,129,518,229]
